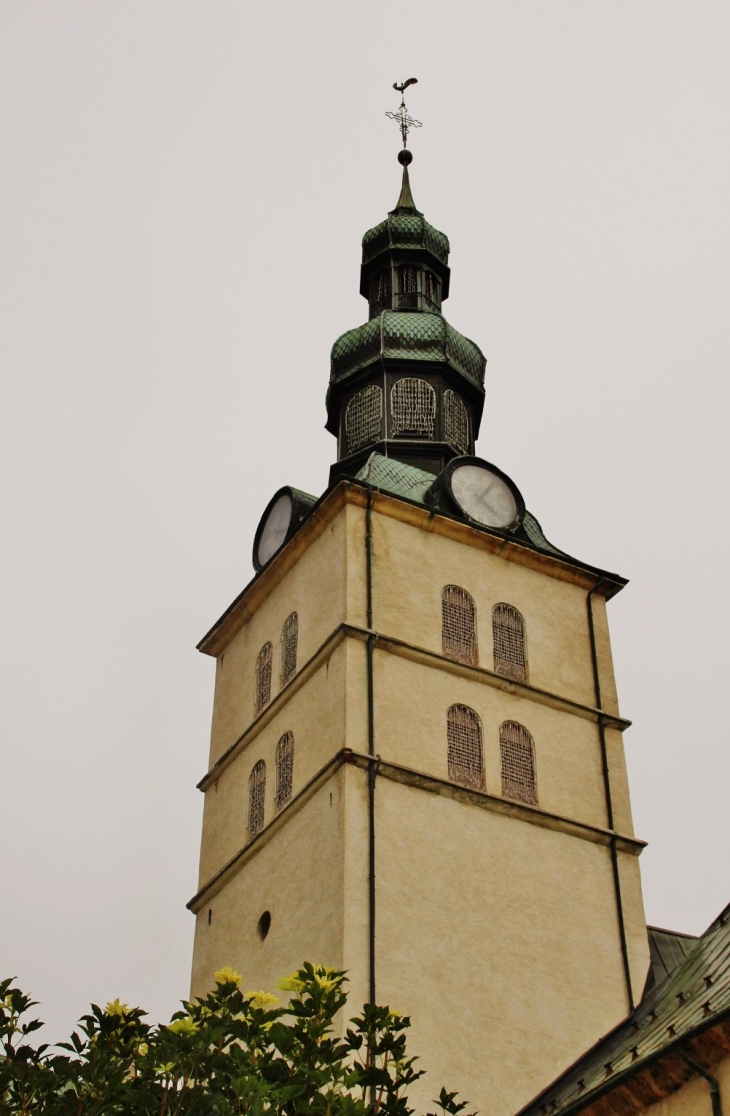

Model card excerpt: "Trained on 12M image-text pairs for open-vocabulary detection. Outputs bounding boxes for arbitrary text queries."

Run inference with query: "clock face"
[256,492,293,567]
[449,463,519,529]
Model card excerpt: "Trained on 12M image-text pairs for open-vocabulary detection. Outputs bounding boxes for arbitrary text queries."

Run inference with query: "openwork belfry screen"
[346,385,383,455]
[280,612,298,686]
[275,731,294,810]
[447,704,484,790]
[444,390,469,455]
[500,721,537,805]
[441,585,477,665]
[492,603,528,681]
[378,269,391,304]
[254,642,273,715]
[248,760,266,837]
[391,378,436,437]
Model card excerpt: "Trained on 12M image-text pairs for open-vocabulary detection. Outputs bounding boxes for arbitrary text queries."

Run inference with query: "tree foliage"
[0,964,473,1116]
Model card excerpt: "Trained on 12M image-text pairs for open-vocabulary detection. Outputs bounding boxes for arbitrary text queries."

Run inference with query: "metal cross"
[385,78,422,148]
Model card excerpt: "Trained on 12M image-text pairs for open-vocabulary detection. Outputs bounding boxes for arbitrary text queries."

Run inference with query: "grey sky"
[2,1,729,1041]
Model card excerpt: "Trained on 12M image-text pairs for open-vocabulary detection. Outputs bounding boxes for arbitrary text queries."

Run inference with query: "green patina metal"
[354,453,571,563]
[362,210,450,267]
[355,452,436,503]
[330,310,486,389]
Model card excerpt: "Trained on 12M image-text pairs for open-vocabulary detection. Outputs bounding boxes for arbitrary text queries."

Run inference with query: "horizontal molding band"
[343,623,631,731]
[199,624,629,791]
[343,749,645,856]
[188,747,645,913]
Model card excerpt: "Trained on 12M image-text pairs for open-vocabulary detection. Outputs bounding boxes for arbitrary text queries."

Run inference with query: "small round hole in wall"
[257,910,271,941]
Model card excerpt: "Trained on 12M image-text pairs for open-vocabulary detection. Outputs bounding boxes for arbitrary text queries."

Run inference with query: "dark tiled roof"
[518,903,730,1116]
[329,311,486,390]
[361,211,450,267]
[645,925,700,994]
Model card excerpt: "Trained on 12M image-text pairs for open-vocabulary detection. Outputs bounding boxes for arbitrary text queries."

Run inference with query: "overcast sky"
[2,1,729,1042]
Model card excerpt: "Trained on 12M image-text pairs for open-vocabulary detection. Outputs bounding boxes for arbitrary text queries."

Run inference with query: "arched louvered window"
[492,604,528,682]
[443,390,469,455]
[280,612,298,686]
[447,704,485,790]
[499,721,537,805]
[254,642,273,716]
[391,378,436,438]
[248,759,266,837]
[346,385,383,456]
[275,731,294,811]
[441,585,477,665]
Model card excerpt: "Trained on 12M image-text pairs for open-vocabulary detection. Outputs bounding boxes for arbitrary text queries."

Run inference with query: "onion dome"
[359,157,451,303]
[326,149,486,483]
[328,312,485,397]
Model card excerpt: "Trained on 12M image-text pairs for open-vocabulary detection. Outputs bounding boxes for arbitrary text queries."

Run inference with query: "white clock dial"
[450,463,518,528]
[256,493,293,567]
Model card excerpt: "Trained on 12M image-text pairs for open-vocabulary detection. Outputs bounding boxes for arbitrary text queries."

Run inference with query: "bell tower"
[189,86,651,1116]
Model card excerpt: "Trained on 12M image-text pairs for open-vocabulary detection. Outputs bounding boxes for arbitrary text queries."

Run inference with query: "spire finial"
[386,79,422,213]
[385,78,421,151]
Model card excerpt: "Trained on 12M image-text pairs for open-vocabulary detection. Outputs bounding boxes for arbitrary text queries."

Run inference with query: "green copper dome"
[329,310,485,389]
[361,163,450,268]
[362,212,449,267]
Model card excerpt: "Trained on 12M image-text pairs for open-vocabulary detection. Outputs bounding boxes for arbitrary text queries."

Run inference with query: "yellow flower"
[105,999,129,1017]
[214,966,242,987]
[168,1016,198,1036]
[276,973,304,994]
[313,966,339,992]
[245,990,279,1010]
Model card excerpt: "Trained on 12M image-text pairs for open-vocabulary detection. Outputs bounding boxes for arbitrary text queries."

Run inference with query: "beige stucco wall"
[207,501,350,768]
[190,482,649,1116]
[369,510,620,715]
[372,649,612,830]
[196,638,348,886]
[191,769,347,1001]
[371,775,643,1116]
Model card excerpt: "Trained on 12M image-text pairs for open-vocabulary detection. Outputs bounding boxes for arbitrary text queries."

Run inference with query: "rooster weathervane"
[385,78,422,149]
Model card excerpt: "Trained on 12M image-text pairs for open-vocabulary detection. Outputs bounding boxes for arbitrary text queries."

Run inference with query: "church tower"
[189,90,651,1116]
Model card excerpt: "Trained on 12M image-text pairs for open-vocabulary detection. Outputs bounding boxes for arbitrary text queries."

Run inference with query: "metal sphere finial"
[398,149,413,166]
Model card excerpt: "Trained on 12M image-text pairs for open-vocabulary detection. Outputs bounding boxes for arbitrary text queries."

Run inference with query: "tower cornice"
[197,478,627,659]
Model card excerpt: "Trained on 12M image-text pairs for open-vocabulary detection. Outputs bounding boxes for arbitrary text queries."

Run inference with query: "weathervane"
[385,78,422,150]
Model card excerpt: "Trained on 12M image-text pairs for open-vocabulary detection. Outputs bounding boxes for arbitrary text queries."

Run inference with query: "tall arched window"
[391,378,436,438]
[447,704,484,790]
[254,642,273,715]
[275,731,294,811]
[443,390,469,455]
[346,385,383,456]
[441,585,477,665]
[248,759,266,837]
[280,612,298,686]
[492,604,528,682]
[499,721,537,805]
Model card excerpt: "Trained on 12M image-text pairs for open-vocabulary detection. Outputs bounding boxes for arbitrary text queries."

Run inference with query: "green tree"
[0,964,473,1116]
